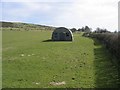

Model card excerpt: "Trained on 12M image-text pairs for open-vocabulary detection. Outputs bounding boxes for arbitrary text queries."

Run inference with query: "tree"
[78,28,82,32]
[81,27,85,32]
[70,28,77,32]
[84,26,91,32]
[114,30,117,33]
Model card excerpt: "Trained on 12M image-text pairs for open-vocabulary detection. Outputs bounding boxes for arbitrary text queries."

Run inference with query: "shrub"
[87,32,120,64]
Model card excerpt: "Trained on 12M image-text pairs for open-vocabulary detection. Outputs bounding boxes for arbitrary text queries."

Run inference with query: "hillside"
[0,21,56,31]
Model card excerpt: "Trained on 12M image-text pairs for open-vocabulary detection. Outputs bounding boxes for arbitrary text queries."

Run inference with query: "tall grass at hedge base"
[83,32,120,85]
[83,32,120,65]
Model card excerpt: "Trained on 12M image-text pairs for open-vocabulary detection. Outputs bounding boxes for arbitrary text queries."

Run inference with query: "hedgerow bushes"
[83,32,120,64]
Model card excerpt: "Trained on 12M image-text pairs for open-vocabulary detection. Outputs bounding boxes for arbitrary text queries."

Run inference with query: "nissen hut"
[52,27,73,41]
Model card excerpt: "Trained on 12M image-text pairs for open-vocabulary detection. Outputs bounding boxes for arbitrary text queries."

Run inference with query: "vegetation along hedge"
[83,32,120,65]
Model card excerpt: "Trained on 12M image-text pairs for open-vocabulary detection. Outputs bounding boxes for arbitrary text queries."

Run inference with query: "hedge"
[83,32,120,64]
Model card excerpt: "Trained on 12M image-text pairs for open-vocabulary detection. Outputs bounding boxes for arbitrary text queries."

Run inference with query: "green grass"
[2,31,119,88]
[0,30,2,89]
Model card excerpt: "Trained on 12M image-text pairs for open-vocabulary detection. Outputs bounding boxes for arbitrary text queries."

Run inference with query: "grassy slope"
[2,31,118,88]
[1,21,55,30]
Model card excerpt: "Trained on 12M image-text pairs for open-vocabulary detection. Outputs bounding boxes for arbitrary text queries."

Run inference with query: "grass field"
[2,31,119,88]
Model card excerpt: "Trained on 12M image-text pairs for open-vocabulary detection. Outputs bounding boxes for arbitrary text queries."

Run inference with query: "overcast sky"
[1,0,119,31]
